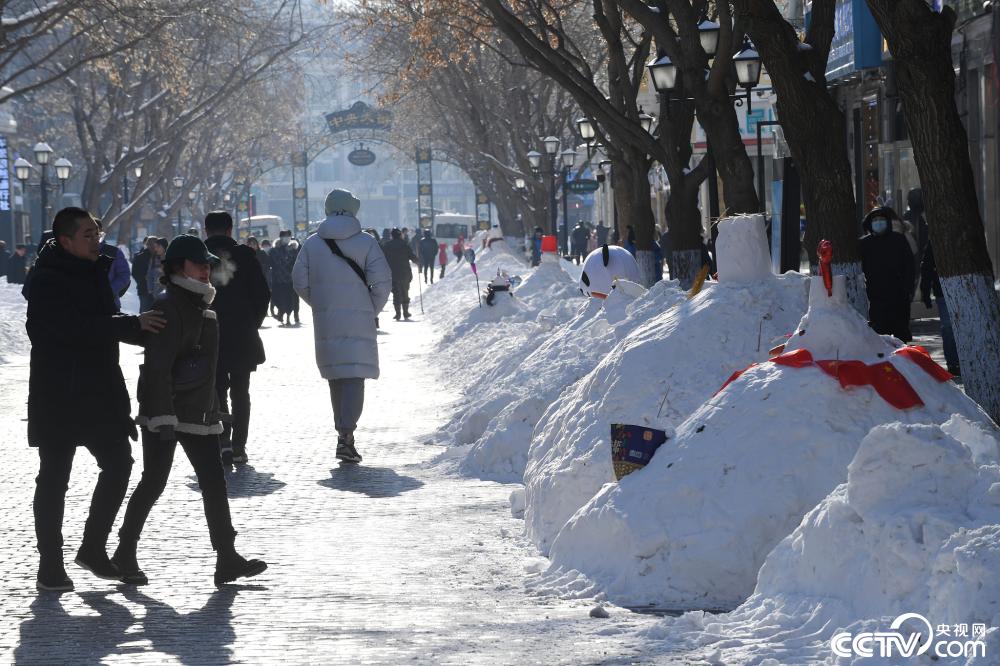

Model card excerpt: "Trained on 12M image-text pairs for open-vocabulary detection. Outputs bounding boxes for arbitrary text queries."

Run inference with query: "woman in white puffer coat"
[292,189,391,463]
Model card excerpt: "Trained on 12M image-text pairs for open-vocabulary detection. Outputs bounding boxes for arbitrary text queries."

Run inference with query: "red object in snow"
[541,235,558,253]
[817,239,834,297]
[894,345,954,382]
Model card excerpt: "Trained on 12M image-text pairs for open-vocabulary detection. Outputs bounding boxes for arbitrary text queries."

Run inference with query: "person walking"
[247,237,273,300]
[292,189,391,463]
[530,227,543,267]
[860,206,915,342]
[270,230,300,326]
[381,228,417,321]
[205,212,271,466]
[920,245,960,375]
[438,242,447,280]
[113,234,267,587]
[453,236,465,265]
[6,243,28,284]
[132,237,154,312]
[571,222,589,265]
[27,207,166,591]
[96,222,131,312]
[146,238,168,301]
[0,240,9,278]
[418,229,437,284]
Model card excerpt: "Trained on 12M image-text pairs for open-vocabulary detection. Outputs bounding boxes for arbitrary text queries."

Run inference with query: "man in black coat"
[204,212,271,466]
[381,227,418,320]
[27,207,165,591]
[860,206,915,342]
[131,237,153,312]
[418,229,438,284]
[6,243,28,284]
[0,240,9,278]
[571,222,589,264]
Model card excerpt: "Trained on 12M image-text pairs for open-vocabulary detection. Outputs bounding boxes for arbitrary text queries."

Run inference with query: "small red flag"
[894,345,953,382]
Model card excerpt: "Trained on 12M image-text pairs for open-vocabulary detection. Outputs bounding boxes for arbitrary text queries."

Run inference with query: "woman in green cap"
[112,234,267,586]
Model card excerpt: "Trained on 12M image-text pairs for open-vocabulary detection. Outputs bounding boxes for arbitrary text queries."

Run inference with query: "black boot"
[37,555,73,592]
[393,304,401,321]
[75,540,121,580]
[111,539,148,585]
[215,549,267,586]
[403,303,412,320]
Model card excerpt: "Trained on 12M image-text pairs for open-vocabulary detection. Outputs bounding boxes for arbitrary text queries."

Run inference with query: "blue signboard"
[0,135,10,246]
[824,0,883,80]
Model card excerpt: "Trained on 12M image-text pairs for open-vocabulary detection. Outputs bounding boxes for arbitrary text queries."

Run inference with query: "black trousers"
[391,280,411,307]
[869,299,913,343]
[422,262,434,283]
[119,430,236,552]
[216,369,252,452]
[34,439,133,560]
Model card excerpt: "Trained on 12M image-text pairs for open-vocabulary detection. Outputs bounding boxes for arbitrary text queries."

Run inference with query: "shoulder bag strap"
[324,238,371,291]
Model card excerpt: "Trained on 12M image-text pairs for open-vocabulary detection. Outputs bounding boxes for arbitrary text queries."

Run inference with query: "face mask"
[871,218,889,234]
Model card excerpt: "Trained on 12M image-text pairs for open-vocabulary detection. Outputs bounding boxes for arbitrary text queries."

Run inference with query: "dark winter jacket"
[571,225,589,253]
[382,237,417,282]
[26,241,144,447]
[6,251,27,284]
[256,248,273,286]
[419,235,438,263]
[919,245,945,305]
[136,276,223,436]
[131,248,151,296]
[269,239,298,285]
[0,248,9,278]
[860,221,915,306]
[205,235,270,371]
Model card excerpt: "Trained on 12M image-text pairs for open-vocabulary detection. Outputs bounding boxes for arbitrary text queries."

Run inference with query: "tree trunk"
[866,0,1000,422]
[665,179,704,289]
[734,0,865,312]
[696,98,760,215]
[614,147,658,286]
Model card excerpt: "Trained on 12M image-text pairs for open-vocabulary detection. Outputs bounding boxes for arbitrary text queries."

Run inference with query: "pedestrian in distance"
[292,189,391,464]
[114,234,267,587]
[920,245,960,375]
[571,222,589,265]
[381,227,417,321]
[419,229,437,284]
[6,243,28,284]
[94,220,131,312]
[146,237,168,301]
[530,227,543,267]
[453,235,465,265]
[205,212,271,466]
[247,236,273,297]
[132,237,154,312]
[26,207,167,592]
[0,240,9,278]
[438,242,447,280]
[860,206,916,343]
[270,230,300,326]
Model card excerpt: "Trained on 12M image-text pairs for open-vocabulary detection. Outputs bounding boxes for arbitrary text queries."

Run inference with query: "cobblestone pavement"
[0,303,665,665]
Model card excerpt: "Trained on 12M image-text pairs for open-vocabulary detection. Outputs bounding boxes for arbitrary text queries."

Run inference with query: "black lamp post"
[528,136,562,242]
[559,147,577,255]
[172,176,184,237]
[14,142,71,240]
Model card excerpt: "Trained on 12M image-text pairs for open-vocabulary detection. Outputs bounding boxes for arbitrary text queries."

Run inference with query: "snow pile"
[460,280,687,482]
[715,213,772,283]
[540,275,995,612]
[649,417,1000,664]
[0,282,29,363]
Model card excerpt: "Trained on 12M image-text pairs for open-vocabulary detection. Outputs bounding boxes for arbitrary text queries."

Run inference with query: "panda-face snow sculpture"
[579,244,642,298]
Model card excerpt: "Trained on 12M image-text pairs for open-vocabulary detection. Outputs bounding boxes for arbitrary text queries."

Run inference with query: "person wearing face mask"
[860,206,916,342]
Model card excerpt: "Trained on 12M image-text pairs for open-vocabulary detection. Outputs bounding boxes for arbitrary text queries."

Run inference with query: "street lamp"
[543,136,560,156]
[54,158,72,192]
[514,177,526,191]
[577,117,595,141]
[647,53,679,94]
[173,176,184,237]
[733,42,763,88]
[559,148,577,255]
[133,164,143,180]
[33,142,52,166]
[698,19,721,58]
[638,109,655,134]
[13,157,31,182]
[526,150,542,170]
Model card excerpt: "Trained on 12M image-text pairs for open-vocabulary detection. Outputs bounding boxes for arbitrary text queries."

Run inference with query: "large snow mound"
[0,282,29,363]
[540,277,995,612]
[460,280,687,482]
[646,417,1000,664]
[523,272,810,554]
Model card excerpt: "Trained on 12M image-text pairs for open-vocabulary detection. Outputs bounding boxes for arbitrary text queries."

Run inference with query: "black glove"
[158,425,176,442]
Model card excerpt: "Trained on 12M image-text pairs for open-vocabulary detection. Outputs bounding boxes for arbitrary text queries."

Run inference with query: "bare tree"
[863,0,1000,422]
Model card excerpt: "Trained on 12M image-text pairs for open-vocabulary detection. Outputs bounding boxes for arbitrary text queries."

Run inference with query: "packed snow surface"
[540,277,995,611]
[0,282,29,362]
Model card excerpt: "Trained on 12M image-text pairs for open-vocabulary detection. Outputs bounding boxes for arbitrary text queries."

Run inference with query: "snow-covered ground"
[422,217,1000,663]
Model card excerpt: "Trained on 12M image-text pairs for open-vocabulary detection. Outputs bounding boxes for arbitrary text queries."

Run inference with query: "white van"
[238,215,286,242]
[432,213,475,247]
